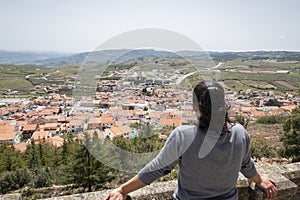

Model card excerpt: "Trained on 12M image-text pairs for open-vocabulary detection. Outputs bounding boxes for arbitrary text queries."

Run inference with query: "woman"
[105,81,277,200]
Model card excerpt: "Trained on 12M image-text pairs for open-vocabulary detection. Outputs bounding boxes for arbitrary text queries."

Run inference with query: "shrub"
[256,115,284,124]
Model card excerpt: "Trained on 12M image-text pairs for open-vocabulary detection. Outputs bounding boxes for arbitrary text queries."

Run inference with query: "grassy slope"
[0,64,79,94]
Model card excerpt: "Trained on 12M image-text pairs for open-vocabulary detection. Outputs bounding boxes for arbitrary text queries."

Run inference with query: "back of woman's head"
[193,81,229,133]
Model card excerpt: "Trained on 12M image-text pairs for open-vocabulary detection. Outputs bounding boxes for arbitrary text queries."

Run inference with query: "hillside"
[1,49,300,67]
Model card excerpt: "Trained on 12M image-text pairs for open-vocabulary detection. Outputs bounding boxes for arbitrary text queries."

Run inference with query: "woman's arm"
[104,175,146,200]
[104,128,182,200]
[240,127,277,199]
[250,173,277,199]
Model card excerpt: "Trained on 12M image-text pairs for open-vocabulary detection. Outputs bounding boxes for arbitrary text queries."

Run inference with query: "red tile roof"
[0,133,17,141]
[159,117,182,127]
[100,115,115,124]
[0,125,15,134]
[46,136,64,147]
[22,124,38,131]
[108,126,124,136]
[31,131,50,141]
[13,143,27,153]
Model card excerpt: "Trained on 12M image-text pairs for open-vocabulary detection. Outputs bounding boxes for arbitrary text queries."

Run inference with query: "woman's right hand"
[256,177,277,199]
[104,187,127,200]
[104,175,145,200]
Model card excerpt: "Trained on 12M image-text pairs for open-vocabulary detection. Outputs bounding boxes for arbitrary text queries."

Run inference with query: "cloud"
[279,35,286,39]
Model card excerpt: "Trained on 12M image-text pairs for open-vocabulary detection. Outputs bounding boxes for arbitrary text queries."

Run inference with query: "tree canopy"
[279,107,300,162]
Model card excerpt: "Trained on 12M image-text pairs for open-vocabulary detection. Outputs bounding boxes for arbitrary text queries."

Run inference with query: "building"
[22,124,38,139]
[69,119,84,134]
[0,125,20,144]
[31,130,51,141]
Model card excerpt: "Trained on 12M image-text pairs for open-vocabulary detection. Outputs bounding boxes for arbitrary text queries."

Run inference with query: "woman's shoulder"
[230,123,245,131]
[176,125,198,132]
[169,125,198,140]
[230,123,249,139]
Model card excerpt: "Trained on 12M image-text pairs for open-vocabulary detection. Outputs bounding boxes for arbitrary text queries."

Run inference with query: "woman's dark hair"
[193,81,230,134]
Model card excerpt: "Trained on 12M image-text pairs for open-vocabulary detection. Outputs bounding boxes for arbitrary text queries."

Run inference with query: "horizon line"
[1,48,300,54]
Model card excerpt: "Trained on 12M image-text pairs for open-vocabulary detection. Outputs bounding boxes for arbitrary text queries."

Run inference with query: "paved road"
[210,62,223,70]
[176,71,197,85]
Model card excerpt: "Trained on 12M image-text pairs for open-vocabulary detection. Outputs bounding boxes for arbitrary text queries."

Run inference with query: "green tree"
[26,140,40,171]
[56,140,80,185]
[33,167,51,188]
[0,171,18,194]
[38,142,46,166]
[250,137,276,161]
[25,140,52,188]
[143,106,148,111]
[0,168,31,194]
[0,145,24,173]
[70,135,114,192]
[279,107,300,162]
[15,168,31,189]
[265,98,282,107]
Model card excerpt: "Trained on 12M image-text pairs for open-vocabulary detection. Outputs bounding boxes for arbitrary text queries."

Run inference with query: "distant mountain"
[40,49,128,66]
[177,50,209,57]
[0,49,178,66]
[0,50,72,65]
[178,50,300,61]
[208,51,300,62]
[34,49,181,66]
[0,49,299,66]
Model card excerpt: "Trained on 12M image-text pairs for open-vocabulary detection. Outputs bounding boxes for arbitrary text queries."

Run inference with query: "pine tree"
[26,140,40,171]
[70,134,114,192]
[38,142,46,166]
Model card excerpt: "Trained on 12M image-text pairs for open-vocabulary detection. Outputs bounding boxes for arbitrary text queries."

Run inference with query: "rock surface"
[1,162,300,200]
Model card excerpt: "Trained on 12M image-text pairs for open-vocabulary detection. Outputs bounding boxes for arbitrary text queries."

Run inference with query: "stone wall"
[1,162,300,200]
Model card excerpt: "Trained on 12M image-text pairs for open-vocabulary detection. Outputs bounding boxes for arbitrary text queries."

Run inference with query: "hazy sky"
[0,0,299,52]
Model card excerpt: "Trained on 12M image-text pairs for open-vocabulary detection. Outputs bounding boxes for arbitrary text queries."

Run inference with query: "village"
[0,66,299,153]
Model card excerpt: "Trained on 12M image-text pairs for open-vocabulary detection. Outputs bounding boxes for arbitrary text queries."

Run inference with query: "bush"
[256,115,284,124]
[279,109,300,162]
[15,168,32,189]
[33,168,51,188]
[0,171,17,194]
[0,168,31,194]
[250,137,276,161]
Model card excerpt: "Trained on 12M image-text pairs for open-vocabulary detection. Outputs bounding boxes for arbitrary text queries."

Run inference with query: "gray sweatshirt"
[138,124,257,199]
